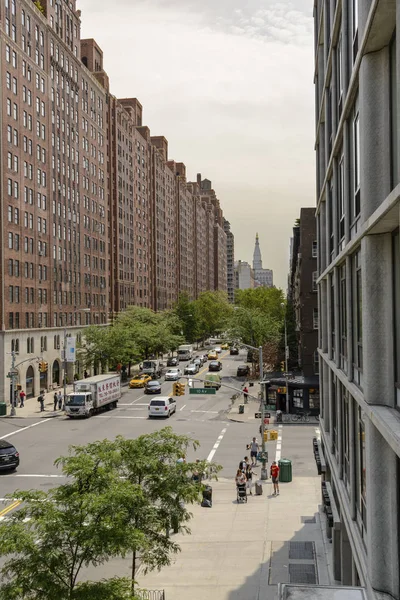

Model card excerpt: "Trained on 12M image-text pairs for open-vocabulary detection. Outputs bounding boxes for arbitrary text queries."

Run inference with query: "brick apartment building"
[0,0,231,405]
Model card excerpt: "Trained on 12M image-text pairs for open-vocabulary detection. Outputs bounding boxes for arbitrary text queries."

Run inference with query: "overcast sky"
[79,0,315,291]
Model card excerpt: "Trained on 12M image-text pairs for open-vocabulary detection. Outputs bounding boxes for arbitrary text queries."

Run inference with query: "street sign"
[255,412,262,419]
[189,388,216,395]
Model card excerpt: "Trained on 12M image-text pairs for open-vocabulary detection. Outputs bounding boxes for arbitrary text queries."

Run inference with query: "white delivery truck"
[140,359,163,379]
[64,374,121,418]
[177,344,194,361]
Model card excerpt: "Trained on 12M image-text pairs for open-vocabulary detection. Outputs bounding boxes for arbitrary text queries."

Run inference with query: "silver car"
[165,368,182,381]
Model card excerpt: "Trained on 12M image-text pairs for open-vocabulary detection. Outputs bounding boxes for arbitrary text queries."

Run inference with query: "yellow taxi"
[221,343,229,350]
[129,373,152,389]
[207,351,218,360]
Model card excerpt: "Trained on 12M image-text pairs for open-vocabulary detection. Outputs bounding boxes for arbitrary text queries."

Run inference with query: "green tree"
[0,429,221,599]
[234,287,285,321]
[194,291,233,341]
[173,293,198,343]
[77,324,140,372]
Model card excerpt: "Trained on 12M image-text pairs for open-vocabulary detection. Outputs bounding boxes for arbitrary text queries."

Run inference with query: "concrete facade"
[234,260,255,290]
[314,2,400,599]
[288,208,319,378]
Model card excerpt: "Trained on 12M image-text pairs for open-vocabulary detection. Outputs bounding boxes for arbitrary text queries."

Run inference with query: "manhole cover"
[289,541,314,559]
[301,516,316,524]
[289,563,317,584]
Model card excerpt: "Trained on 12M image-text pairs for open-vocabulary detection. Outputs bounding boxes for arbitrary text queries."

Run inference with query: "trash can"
[238,404,244,414]
[278,458,292,483]
[0,403,6,416]
[202,485,212,505]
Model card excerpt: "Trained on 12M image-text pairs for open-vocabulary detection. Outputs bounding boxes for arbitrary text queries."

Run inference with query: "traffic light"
[176,382,185,396]
[172,383,178,396]
[39,361,48,373]
[280,361,285,372]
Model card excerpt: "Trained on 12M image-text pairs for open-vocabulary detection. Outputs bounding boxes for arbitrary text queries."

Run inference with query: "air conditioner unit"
[38,251,44,256]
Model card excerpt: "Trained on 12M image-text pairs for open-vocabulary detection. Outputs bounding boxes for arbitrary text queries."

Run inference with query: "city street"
[0,350,327,597]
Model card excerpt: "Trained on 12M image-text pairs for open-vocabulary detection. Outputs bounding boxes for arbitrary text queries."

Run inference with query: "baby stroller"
[236,483,247,503]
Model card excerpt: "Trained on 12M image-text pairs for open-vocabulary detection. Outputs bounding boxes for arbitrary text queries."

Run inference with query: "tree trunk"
[131,550,137,595]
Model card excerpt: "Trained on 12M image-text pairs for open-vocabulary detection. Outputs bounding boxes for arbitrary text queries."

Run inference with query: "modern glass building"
[314,1,399,598]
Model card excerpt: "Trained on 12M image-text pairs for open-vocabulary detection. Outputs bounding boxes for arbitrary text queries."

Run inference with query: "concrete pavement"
[139,455,331,600]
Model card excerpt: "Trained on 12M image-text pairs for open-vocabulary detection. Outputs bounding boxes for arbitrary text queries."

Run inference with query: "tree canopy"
[0,428,221,600]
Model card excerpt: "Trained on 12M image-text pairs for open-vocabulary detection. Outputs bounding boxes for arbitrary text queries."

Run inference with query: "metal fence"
[136,589,165,600]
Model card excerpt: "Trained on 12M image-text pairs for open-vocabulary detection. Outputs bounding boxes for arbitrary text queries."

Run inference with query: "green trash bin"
[238,404,244,414]
[0,403,7,417]
[279,459,292,483]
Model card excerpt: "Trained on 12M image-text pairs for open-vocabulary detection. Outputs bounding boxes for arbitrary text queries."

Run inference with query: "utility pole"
[284,313,289,414]
[63,327,67,407]
[10,351,16,417]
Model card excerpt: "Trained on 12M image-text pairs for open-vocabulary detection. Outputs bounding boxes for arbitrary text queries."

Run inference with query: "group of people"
[235,436,281,497]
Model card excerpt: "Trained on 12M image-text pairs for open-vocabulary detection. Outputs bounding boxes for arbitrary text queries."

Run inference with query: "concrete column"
[341,0,350,98]
[348,393,357,520]
[366,421,400,597]
[320,278,328,354]
[359,47,391,222]
[329,368,335,453]
[322,359,330,432]
[326,272,333,360]
[342,120,351,245]
[340,523,353,585]
[331,41,338,142]
[333,266,340,364]
[362,234,395,407]
[359,0,373,40]
[336,377,343,479]
[325,187,331,266]
[332,158,338,259]
[345,255,353,378]
[319,202,327,273]
[323,0,330,67]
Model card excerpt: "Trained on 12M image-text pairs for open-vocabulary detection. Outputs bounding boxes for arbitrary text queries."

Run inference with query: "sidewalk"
[5,385,75,419]
[139,475,332,600]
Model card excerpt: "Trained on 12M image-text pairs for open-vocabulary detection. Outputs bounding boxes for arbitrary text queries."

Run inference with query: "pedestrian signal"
[280,361,285,372]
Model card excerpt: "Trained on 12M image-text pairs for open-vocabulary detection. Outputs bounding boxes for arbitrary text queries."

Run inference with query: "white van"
[148,397,177,418]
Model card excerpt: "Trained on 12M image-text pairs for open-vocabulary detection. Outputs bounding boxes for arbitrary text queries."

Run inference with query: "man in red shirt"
[270,461,280,496]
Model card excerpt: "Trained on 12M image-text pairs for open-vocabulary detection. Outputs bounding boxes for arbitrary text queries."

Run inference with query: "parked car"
[207,351,218,360]
[148,397,177,418]
[237,364,250,377]
[209,360,222,372]
[165,368,182,381]
[204,372,221,390]
[184,363,198,375]
[145,380,162,394]
[129,373,152,389]
[230,347,239,355]
[0,440,20,471]
[167,357,179,367]
[215,346,222,354]
[192,358,202,368]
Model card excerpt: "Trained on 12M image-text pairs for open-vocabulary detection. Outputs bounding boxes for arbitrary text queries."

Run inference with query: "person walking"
[19,389,26,408]
[245,463,254,495]
[37,392,45,412]
[243,385,249,403]
[250,437,259,466]
[57,390,63,410]
[235,468,246,487]
[53,391,58,411]
[270,461,280,496]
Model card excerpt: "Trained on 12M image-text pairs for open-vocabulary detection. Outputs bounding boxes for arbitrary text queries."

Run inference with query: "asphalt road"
[0,350,262,500]
[0,348,320,584]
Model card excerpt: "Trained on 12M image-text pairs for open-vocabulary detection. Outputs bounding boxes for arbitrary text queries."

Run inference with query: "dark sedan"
[209,360,222,372]
[145,380,162,394]
[167,357,179,367]
[230,347,239,355]
[0,440,19,471]
[237,364,250,377]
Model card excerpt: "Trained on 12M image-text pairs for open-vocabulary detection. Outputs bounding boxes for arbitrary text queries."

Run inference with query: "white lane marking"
[275,425,283,462]
[129,394,145,406]
[94,416,147,419]
[191,410,218,414]
[0,418,53,440]
[4,474,65,478]
[180,404,186,411]
[206,426,228,463]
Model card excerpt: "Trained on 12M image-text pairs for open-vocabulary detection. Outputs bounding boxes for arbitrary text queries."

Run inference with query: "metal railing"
[136,589,165,600]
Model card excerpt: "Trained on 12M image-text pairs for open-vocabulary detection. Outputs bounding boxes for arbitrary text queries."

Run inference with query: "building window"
[312,240,318,258]
[353,250,363,388]
[355,407,367,541]
[342,388,350,494]
[338,153,345,249]
[352,96,361,225]
[390,35,398,190]
[330,276,335,361]
[352,0,358,61]
[312,271,318,291]
[331,377,337,456]
[313,307,319,330]
[339,264,347,372]
[337,33,343,120]
[394,230,400,407]
[313,350,319,375]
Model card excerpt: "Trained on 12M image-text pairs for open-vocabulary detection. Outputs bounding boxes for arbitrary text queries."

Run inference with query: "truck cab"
[64,392,93,417]
[140,360,163,379]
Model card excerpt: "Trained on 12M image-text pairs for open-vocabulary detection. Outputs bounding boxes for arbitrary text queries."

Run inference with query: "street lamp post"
[63,327,67,407]
[284,313,289,415]
[10,351,16,417]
